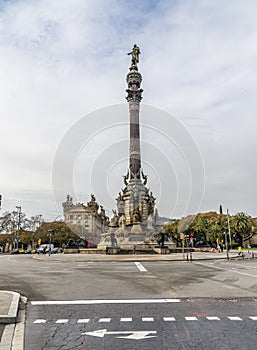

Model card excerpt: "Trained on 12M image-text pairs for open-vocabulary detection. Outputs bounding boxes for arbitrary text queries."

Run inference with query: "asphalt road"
[26,300,257,349]
[1,254,257,349]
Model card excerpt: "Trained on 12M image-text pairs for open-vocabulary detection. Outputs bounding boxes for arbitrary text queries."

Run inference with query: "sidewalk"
[33,250,241,262]
[0,291,24,350]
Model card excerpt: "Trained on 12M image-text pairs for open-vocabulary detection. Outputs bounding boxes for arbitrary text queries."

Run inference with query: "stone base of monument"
[154,246,169,254]
[79,248,105,254]
[106,246,121,255]
[64,248,80,254]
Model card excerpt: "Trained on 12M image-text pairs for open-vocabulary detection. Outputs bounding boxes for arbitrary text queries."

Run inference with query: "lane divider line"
[31,316,257,324]
[134,262,148,272]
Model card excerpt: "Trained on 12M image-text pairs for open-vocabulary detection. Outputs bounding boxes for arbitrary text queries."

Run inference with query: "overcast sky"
[1,0,257,220]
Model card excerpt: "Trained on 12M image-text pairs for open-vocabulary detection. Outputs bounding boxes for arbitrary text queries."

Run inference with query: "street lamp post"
[48,230,54,256]
[220,205,229,260]
[226,209,232,246]
[16,206,21,249]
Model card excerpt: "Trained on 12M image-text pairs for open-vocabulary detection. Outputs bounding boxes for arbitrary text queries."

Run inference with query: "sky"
[0,0,257,220]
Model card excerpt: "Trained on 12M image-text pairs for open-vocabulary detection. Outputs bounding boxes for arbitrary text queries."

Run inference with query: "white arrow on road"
[82,329,157,340]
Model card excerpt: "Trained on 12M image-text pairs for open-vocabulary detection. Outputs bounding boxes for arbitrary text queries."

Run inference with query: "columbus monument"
[99,45,172,248]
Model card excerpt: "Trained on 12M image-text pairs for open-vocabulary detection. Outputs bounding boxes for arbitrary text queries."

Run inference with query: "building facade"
[62,194,109,245]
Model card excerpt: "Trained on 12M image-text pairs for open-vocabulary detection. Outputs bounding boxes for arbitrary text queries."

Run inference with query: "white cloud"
[0,0,257,219]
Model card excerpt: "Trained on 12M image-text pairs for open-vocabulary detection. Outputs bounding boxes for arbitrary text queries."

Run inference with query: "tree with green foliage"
[163,219,180,246]
[230,212,253,247]
[34,221,78,247]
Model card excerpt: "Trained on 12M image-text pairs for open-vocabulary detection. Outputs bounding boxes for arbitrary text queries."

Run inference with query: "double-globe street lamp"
[47,229,54,256]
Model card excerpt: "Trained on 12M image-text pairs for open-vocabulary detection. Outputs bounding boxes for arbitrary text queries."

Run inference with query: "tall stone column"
[126,56,143,180]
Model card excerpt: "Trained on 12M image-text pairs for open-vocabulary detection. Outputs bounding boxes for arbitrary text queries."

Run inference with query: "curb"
[0,324,15,350]
[0,292,20,324]
[32,253,240,263]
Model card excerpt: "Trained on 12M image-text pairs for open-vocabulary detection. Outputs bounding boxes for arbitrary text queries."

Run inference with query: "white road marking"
[77,319,90,323]
[32,316,257,324]
[228,317,242,321]
[56,319,69,323]
[142,317,154,322]
[134,262,148,272]
[163,317,175,321]
[120,318,132,322]
[227,262,257,270]
[185,317,198,321]
[31,298,180,305]
[82,329,157,340]
[33,319,46,324]
[195,261,257,278]
[99,318,111,323]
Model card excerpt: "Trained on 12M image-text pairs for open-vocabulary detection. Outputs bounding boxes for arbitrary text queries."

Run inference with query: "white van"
[37,244,54,253]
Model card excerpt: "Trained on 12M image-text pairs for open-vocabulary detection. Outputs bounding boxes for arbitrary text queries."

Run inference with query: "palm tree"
[231,212,253,247]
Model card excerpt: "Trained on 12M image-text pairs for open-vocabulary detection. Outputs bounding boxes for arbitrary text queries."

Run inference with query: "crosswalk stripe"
[56,319,69,323]
[142,317,154,322]
[99,318,111,323]
[163,317,176,321]
[228,317,242,321]
[185,317,198,321]
[77,319,90,323]
[249,316,257,320]
[33,319,46,324]
[206,317,220,320]
[120,318,132,322]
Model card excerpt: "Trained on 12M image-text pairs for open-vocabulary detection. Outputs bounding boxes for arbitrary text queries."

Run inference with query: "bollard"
[186,253,189,262]
[252,252,254,259]
[190,252,193,262]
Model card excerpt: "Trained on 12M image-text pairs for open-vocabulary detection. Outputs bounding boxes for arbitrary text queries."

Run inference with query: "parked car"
[37,244,54,254]
[24,248,37,254]
[51,247,63,254]
[11,248,25,254]
[65,240,78,248]
[195,241,210,248]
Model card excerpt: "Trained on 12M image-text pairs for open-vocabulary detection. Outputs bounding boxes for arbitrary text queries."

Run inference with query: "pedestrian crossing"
[32,316,257,324]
